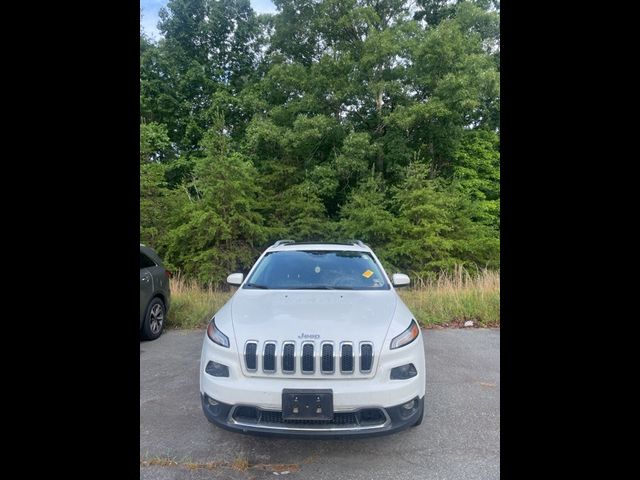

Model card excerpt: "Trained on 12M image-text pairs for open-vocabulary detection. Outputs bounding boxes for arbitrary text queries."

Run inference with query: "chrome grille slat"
[360,342,373,373]
[321,342,334,373]
[340,342,354,373]
[263,342,276,373]
[244,341,258,372]
[282,342,295,373]
[301,342,315,373]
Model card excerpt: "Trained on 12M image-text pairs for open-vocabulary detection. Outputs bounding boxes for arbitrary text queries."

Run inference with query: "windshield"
[243,250,390,290]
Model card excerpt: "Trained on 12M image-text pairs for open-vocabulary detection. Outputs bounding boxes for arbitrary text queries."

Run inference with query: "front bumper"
[199,335,426,411]
[201,393,424,438]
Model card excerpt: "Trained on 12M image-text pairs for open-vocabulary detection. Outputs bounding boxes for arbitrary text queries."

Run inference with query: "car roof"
[140,244,164,264]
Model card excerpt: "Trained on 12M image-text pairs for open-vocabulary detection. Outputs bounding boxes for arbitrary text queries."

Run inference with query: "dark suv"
[140,244,171,340]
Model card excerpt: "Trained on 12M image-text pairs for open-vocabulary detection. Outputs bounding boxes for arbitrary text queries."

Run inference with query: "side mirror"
[392,273,410,288]
[226,273,244,286]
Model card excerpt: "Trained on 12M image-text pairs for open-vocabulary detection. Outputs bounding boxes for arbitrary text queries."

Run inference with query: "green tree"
[270,0,320,66]
[451,129,500,229]
[163,116,269,283]
[388,162,499,277]
[159,0,260,90]
[339,173,396,255]
[272,181,334,241]
[140,162,184,250]
[140,122,172,163]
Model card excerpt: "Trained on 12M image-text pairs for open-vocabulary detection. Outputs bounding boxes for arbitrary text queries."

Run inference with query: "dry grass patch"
[399,266,500,327]
[140,456,300,474]
[166,273,232,329]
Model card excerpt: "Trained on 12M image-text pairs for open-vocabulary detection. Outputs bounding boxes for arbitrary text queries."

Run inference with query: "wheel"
[141,297,165,341]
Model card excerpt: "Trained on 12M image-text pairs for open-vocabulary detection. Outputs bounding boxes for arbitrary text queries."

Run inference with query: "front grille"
[245,342,257,371]
[234,406,259,421]
[263,342,276,372]
[243,340,374,375]
[341,343,354,373]
[302,343,315,373]
[358,408,386,425]
[231,407,387,429]
[260,410,358,425]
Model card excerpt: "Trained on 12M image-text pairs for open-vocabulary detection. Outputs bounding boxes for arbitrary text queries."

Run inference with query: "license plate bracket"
[282,389,334,420]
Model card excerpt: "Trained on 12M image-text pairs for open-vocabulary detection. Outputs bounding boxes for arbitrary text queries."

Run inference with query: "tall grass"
[165,267,500,329]
[399,266,500,327]
[166,274,232,329]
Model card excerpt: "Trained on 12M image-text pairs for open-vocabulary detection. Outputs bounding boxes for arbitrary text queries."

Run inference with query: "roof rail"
[272,239,368,248]
[272,239,295,247]
[346,239,367,248]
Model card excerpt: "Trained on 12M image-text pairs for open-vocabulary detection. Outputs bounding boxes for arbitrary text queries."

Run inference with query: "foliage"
[140,0,500,285]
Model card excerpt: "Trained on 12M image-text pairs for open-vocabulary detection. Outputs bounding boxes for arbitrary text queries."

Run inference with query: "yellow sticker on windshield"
[362,270,374,279]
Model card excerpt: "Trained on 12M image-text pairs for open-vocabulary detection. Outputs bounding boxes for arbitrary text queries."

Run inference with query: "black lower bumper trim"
[201,394,424,438]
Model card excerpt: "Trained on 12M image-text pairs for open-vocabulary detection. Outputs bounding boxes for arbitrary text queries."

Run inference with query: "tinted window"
[244,251,389,290]
[140,252,156,269]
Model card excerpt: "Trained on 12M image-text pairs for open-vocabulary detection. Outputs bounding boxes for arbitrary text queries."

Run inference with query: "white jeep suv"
[199,240,426,437]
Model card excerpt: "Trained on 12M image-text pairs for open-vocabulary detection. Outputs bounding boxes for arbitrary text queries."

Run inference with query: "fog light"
[402,399,416,410]
[399,398,419,418]
[390,363,417,380]
[203,394,223,416]
[205,360,230,377]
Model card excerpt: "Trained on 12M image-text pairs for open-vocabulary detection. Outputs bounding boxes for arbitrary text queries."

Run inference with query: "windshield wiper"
[288,286,356,290]
[288,286,336,290]
[244,283,269,289]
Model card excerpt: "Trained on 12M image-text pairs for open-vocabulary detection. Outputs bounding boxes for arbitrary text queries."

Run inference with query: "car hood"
[229,289,398,348]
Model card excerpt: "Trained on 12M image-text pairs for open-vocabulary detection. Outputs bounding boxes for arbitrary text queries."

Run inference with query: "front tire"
[141,297,165,341]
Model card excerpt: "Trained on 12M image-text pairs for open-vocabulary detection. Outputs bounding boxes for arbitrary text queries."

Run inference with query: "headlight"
[207,317,230,348]
[390,319,420,349]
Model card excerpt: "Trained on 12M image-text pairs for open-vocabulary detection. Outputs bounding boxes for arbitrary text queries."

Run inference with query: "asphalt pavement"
[140,328,500,480]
